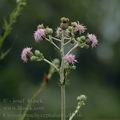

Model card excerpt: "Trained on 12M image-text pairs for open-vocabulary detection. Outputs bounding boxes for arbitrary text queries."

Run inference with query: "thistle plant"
[21,17,98,120]
[0,0,26,60]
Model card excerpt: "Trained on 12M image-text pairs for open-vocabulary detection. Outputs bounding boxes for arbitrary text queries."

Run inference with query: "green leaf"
[0,48,11,60]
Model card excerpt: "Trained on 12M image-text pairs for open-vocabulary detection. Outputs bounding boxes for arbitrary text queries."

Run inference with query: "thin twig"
[66,44,78,55]
[19,82,46,120]
[64,40,71,46]
[44,58,59,72]
[45,38,60,50]
[69,105,81,120]
[19,58,59,120]
[64,37,71,40]
[51,36,61,42]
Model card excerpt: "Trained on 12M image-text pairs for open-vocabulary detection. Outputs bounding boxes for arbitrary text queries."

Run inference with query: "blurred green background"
[0,0,120,120]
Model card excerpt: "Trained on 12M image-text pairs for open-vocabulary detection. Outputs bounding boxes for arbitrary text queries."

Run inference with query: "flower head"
[34,28,45,42]
[87,33,98,47]
[21,47,32,63]
[76,24,86,34]
[72,21,86,34]
[56,27,62,38]
[60,17,69,30]
[64,54,77,64]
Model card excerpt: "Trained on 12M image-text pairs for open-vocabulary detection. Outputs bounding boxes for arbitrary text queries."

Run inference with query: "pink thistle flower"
[87,33,98,48]
[64,54,77,64]
[34,28,45,42]
[21,47,32,63]
[75,22,86,34]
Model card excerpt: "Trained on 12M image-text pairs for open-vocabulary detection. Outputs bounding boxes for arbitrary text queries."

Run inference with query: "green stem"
[0,0,26,59]
[69,95,87,120]
[19,59,57,120]
[60,31,66,120]
[61,85,66,120]
[69,104,81,120]
[51,36,61,42]
[45,38,60,50]
[64,40,71,46]
[44,58,59,72]
[19,82,46,120]
[66,44,78,55]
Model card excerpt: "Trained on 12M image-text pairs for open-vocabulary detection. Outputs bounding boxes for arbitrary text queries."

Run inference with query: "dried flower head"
[87,33,98,47]
[64,54,77,64]
[60,17,69,23]
[21,47,32,63]
[60,17,69,30]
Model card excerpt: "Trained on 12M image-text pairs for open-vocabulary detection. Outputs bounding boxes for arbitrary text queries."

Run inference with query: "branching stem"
[19,82,46,120]
[45,38,60,50]
[44,58,59,72]
[51,36,61,42]
[66,44,78,55]
[64,40,71,46]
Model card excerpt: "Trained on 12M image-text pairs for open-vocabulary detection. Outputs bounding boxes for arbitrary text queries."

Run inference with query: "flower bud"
[77,95,87,101]
[80,36,86,41]
[76,37,81,42]
[52,59,60,66]
[71,22,77,27]
[68,26,73,32]
[30,56,38,61]
[45,27,53,35]
[77,36,87,48]
[71,65,76,70]
[34,50,44,59]
[35,50,40,56]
